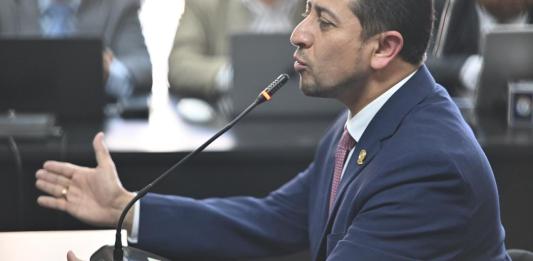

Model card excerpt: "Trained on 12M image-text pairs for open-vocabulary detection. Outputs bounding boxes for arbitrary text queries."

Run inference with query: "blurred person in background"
[168,0,305,103]
[0,0,152,100]
[428,0,533,97]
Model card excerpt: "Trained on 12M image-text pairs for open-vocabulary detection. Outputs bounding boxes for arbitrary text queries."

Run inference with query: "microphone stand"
[91,74,289,261]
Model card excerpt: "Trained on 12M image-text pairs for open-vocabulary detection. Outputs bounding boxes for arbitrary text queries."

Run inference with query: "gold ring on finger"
[61,187,68,198]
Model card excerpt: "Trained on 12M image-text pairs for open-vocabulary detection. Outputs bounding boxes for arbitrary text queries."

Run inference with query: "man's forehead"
[305,0,358,21]
[305,0,352,13]
[306,0,355,5]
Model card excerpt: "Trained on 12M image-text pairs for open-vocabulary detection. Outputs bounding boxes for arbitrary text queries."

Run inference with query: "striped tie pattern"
[43,0,75,37]
[329,128,356,212]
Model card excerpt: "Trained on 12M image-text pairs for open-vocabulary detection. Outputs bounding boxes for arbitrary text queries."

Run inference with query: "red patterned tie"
[329,128,356,212]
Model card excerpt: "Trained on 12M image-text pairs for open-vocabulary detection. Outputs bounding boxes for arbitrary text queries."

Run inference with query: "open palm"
[35,132,134,228]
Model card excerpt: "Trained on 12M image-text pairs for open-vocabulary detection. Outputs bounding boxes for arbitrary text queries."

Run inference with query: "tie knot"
[338,128,356,151]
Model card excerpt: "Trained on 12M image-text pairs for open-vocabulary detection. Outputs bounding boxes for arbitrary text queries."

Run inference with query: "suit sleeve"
[108,0,152,95]
[167,0,227,99]
[135,166,313,260]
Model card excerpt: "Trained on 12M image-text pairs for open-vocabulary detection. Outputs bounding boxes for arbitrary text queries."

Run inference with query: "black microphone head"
[267,73,289,95]
[257,74,290,104]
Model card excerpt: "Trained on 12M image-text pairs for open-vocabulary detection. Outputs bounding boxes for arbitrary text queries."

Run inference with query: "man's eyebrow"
[313,2,340,23]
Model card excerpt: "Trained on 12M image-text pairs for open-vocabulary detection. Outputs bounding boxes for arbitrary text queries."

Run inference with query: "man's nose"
[290,20,313,49]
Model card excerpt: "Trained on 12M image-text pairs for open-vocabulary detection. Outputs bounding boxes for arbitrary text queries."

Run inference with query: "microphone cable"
[111,74,290,260]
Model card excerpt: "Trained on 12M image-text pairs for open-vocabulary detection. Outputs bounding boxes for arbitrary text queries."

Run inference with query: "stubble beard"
[298,67,367,101]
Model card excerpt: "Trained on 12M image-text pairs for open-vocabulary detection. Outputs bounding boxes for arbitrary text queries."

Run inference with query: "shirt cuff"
[127,200,141,244]
[215,63,233,92]
[106,58,134,99]
[460,55,483,91]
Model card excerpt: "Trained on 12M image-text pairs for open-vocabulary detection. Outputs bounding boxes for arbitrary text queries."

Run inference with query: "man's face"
[290,0,372,100]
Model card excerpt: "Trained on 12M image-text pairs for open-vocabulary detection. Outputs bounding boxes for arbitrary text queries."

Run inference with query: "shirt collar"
[345,69,418,142]
[38,0,81,14]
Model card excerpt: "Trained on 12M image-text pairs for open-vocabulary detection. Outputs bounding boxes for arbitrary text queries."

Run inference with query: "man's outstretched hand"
[35,132,135,230]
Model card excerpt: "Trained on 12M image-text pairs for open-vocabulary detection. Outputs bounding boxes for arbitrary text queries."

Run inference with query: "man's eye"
[319,19,334,30]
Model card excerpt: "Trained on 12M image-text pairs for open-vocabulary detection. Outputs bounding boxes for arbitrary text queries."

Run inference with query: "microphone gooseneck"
[110,73,290,260]
[256,73,290,104]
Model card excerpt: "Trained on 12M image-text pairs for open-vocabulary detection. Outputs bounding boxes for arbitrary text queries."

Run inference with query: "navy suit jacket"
[135,66,508,260]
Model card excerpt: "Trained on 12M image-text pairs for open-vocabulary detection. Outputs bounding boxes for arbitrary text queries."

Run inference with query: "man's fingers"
[36,179,68,198]
[93,132,113,168]
[43,161,78,179]
[36,169,71,187]
[37,196,67,212]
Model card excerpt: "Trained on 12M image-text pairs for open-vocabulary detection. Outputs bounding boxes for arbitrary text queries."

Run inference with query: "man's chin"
[298,75,332,98]
[299,84,328,98]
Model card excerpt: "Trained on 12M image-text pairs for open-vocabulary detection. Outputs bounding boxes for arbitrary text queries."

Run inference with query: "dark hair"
[349,0,434,65]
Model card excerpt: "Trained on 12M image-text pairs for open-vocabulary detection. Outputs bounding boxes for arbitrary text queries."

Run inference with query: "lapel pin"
[357,149,367,165]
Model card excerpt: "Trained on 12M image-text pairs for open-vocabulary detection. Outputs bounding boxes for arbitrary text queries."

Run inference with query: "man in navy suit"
[35,0,509,260]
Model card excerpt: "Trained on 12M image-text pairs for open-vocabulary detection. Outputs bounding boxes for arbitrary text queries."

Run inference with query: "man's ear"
[370,31,404,70]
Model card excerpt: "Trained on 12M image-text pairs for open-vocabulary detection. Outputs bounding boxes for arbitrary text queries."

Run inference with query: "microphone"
[91,74,290,261]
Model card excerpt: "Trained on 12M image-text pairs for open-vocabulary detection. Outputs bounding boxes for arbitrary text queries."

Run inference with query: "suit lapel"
[76,0,108,37]
[333,67,436,212]
[309,115,344,261]
[313,66,437,260]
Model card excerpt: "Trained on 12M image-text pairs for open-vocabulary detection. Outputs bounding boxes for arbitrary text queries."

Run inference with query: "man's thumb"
[67,250,83,261]
[93,132,113,167]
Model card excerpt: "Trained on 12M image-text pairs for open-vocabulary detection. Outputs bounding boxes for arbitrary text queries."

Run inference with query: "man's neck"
[345,60,418,116]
